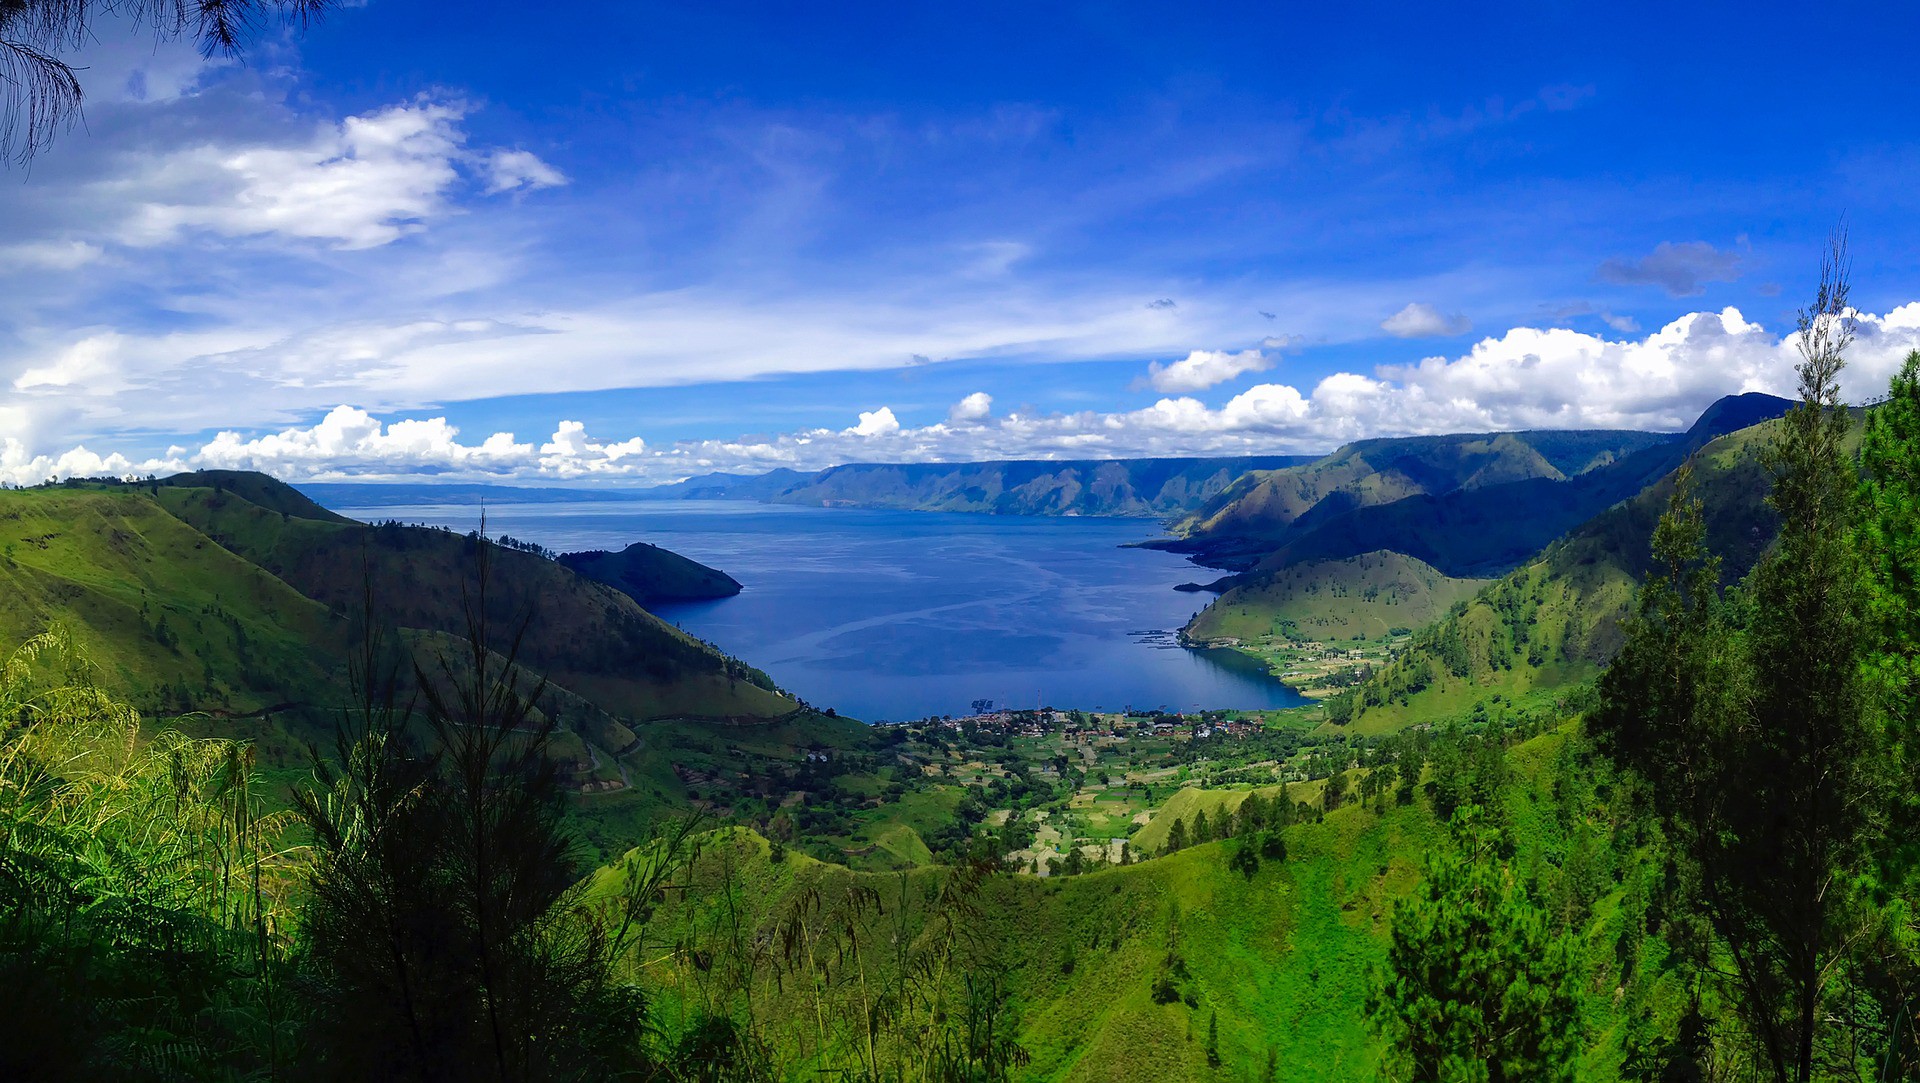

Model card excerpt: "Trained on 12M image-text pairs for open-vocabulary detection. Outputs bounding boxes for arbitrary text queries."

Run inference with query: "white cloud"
[0,240,103,270]
[1382,302,1472,338]
[484,149,568,195]
[1145,348,1272,393]
[847,407,902,437]
[92,98,563,250]
[948,392,993,423]
[16,303,1919,489]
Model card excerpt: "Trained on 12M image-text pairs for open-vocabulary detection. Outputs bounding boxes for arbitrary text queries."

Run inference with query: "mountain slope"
[154,479,793,723]
[1236,392,1795,578]
[1160,430,1678,568]
[1328,418,1784,732]
[1182,551,1489,647]
[762,456,1316,516]
[0,486,345,716]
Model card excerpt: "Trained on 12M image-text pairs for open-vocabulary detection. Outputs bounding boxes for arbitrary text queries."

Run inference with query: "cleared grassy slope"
[154,481,793,722]
[1333,419,1781,733]
[0,486,345,715]
[1184,551,1488,646]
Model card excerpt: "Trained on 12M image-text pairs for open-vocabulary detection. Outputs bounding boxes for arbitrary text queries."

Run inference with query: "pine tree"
[1599,240,1883,1081]
[1367,806,1580,1082]
[1728,239,1877,1082]
[1861,349,1920,770]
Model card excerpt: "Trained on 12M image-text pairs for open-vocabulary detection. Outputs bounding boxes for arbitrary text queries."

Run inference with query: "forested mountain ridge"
[296,457,1315,519]
[1154,394,1791,573]
[1324,414,1787,731]
[759,455,1315,516]
[153,476,792,724]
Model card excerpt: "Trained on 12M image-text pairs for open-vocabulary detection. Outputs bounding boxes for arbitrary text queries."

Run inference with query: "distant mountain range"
[300,456,1315,519]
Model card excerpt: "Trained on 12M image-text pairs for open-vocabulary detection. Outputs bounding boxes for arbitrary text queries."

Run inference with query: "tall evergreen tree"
[1600,239,1881,1081]
[1367,806,1580,1082]
[295,540,646,1082]
[1730,237,1877,1081]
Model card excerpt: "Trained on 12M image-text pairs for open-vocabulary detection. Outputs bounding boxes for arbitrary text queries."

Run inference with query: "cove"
[334,499,1310,723]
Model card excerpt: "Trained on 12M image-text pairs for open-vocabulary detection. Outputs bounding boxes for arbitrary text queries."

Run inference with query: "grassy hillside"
[1329,419,1783,733]
[0,485,345,716]
[613,720,1688,1082]
[1184,551,1488,647]
[154,480,793,723]
[558,541,742,605]
[766,456,1314,517]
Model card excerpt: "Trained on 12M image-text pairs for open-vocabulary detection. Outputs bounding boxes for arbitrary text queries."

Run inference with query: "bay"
[334,500,1309,723]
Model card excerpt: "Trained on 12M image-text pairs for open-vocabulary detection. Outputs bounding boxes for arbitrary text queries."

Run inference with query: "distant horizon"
[141,389,1776,490]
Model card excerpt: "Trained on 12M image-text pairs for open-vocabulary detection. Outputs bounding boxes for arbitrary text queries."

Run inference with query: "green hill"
[558,541,742,605]
[1182,551,1488,648]
[1329,418,1784,732]
[0,474,800,731]
[0,485,345,717]
[152,479,791,723]
[1230,392,1795,579]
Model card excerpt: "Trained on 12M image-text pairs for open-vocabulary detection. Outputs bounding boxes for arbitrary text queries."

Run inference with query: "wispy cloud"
[1381,302,1471,338]
[1596,241,1742,297]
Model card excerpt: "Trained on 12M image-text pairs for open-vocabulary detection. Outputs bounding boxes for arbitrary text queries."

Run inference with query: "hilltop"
[153,474,791,724]
[1182,551,1487,649]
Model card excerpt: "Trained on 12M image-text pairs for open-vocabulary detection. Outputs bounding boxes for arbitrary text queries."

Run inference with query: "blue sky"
[5,0,1920,483]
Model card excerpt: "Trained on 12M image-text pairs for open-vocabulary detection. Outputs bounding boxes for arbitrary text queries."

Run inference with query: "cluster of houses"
[879,708,1269,743]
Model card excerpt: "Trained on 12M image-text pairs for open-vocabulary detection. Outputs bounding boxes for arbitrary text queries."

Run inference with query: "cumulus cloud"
[1381,302,1472,338]
[847,407,902,437]
[16,303,1920,489]
[948,392,993,424]
[1597,241,1742,297]
[1145,348,1272,393]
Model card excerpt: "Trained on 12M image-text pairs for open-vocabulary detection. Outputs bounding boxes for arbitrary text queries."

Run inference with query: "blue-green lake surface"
[334,500,1309,722]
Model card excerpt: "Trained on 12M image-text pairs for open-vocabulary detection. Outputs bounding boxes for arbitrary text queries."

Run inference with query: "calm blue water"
[335,500,1308,723]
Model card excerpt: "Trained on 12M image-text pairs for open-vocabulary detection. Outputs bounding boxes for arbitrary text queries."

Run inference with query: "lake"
[334,500,1309,722]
